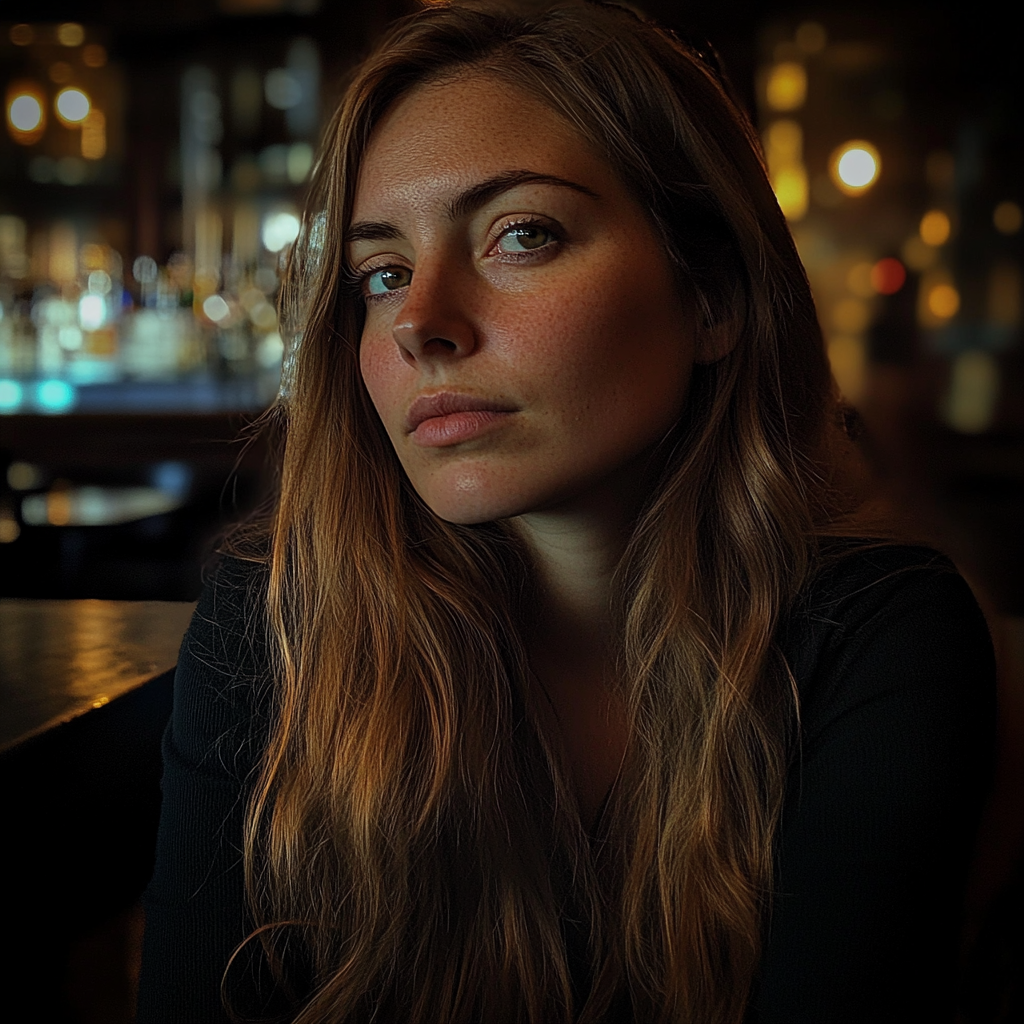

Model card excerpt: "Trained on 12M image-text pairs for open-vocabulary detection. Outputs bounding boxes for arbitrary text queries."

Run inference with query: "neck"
[512,463,646,655]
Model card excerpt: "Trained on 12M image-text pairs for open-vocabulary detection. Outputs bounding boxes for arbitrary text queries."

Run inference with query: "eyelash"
[355,217,562,303]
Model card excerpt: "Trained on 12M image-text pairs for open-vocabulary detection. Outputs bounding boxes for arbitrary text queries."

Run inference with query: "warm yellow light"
[831,141,880,194]
[57,23,85,47]
[766,119,802,160]
[81,109,106,160]
[928,283,960,320]
[56,88,90,125]
[919,210,951,247]
[764,120,806,221]
[765,62,807,112]
[0,514,20,544]
[6,83,46,143]
[993,200,1022,235]
[772,166,808,221]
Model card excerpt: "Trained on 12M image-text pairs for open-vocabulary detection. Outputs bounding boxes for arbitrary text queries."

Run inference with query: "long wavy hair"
[240,3,863,1022]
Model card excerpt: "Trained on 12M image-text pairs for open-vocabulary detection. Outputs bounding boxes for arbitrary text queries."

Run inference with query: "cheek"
[359,329,405,428]
[502,263,691,414]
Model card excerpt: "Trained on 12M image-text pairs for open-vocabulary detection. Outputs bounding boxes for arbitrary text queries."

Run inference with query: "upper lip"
[405,391,517,432]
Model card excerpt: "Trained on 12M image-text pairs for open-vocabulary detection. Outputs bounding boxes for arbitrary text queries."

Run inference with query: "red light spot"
[871,257,906,295]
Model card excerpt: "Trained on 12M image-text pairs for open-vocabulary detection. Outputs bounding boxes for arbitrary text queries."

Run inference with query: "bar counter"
[0,598,195,751]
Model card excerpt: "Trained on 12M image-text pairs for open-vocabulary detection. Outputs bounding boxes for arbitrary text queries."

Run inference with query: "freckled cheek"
[358,330,407,431]
[490,277,655,404]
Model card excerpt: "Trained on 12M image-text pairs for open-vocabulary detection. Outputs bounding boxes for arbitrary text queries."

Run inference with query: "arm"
[749,551,996,1023]
[137,556,271,1024]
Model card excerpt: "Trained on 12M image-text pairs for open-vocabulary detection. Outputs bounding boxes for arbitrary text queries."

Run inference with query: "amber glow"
[765,62,807,112]
[6,82,46,144]
[928,283,960,319]
[81,109,106,159]
[764,120,808,221]
[919,210,951,247]
[993,201,1022,235]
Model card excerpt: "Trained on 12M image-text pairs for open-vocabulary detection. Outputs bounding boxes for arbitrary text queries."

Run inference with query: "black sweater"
[138,544,995,1023]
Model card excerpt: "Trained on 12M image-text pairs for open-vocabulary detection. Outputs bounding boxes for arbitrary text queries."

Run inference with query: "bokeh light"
[870,258,907,295]
[202,294,231,322]
[927,282,960,319]
[265,69,302,110]
[82,44,107,68]
[9,24,33,46]
[795,21,827,54]
[831,141,881,194]
[81,109,106,159]
[49,62,74,85]
[846,262,876,299]
[57,23,85,47]
[8,93,43,133]
[35,380,76,414]
[56,88,91,125]
[78,294,106,330]
[261,211,301,252]
[919,210,951,247]
[993,200,1022,235]
[0,380,25,413]
[946,351,999,433]
[765,62,807,112]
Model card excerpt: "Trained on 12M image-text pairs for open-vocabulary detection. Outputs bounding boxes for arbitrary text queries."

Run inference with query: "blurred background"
[1,0,1021,1020]
[1,0,1021,607]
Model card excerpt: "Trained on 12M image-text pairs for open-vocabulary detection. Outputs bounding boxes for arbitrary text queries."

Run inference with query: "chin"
[411,467,546,525]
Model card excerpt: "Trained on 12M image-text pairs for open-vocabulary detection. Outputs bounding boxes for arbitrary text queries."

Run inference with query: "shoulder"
[170,551,273,777]
[779,540,995,746]
[184,550,272,680]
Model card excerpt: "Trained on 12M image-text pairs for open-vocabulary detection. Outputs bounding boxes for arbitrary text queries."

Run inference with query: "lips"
[405,391,517,446]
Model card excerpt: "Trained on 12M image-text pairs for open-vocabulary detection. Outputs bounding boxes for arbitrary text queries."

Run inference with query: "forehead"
[352,72,613,220]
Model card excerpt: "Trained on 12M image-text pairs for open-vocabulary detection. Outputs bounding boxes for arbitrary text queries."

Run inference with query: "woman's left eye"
[494,223,556,254]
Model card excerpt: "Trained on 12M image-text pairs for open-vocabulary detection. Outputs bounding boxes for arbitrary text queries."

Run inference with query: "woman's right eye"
[364,266,412,296]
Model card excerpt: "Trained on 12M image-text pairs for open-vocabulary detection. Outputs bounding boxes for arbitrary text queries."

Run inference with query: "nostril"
[424,337,458,355]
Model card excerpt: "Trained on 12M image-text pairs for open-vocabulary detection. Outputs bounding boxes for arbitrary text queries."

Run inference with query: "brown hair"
[243,3,859,1021]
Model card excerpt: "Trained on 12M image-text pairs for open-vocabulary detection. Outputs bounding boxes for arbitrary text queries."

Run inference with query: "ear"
[694,314,739,364]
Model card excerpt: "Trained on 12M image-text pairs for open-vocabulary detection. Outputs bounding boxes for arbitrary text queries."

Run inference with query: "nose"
[391,262,478,367]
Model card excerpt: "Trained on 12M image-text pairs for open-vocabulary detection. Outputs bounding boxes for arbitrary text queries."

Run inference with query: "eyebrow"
[345,170,601,246]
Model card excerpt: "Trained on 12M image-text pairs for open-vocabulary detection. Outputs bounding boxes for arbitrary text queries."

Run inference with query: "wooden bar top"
[0,599,195,751]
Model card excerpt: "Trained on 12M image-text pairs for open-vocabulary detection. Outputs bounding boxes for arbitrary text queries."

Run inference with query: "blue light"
[151,461,192,498]
[0,379,24,413]
[35,379,76,413]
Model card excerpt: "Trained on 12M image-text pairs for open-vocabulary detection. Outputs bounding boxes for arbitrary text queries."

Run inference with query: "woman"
[138,3,995,1022]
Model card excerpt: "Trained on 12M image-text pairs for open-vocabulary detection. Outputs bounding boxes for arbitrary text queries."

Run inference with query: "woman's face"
[352,73,697,524]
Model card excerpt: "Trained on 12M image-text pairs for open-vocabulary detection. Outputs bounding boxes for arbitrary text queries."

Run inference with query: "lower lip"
[411,410,514,447]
